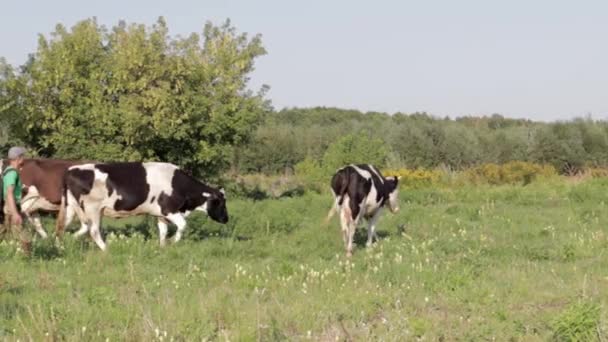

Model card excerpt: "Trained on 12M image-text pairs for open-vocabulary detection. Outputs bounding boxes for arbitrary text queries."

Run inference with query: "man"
[1,146,31,254]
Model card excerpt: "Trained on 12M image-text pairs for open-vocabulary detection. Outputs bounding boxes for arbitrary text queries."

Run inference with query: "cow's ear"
[219,187,225,196]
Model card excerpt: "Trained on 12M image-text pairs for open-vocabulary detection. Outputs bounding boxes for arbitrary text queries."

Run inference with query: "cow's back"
[331,166,373,206]
[66,162,181,214]
[21,159,82,205]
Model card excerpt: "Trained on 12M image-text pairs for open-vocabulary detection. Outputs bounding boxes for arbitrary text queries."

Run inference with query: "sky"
[1,0,606,121]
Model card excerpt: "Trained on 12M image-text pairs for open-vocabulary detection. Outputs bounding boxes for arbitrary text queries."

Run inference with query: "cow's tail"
[325,171,349,225]
[54,172,69,237]
[324,205,337,225]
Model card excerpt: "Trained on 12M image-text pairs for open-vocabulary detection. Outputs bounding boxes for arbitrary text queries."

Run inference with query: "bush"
[465,161,556,185]
[383,168,443,188]
[567,177,608,203]
[584,167,608,178]
[295,134,390,192]
[321,133,389,171]
[294,157,326,192]
[552,301,602,341]
[222,173,308,201]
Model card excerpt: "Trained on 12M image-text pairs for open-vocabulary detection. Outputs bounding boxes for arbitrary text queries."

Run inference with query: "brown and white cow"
[0,158,83,238]
[57,162,229,251]
[328,164,400,257]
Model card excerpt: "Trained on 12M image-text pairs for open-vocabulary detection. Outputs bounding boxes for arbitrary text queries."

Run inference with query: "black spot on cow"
[65,168,95,202]
[157,191,181,216]
[95,163,150,211]
[356,164,388,204]
[157,169,228,223]
[150,196,155,203]
[331,166,372,220]
[383,177,399,197]
[158,169,205,215]
[21,186,29,198]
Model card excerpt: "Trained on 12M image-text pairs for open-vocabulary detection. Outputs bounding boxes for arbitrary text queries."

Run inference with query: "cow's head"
[385,176,401,213]
[200,188,229,224]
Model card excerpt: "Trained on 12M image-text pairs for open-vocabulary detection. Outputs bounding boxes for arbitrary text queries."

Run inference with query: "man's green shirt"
[3,167,22,203]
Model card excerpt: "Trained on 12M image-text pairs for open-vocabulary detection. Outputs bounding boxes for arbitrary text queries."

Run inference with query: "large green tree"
[0,58,26,155]
[1,17,269,176]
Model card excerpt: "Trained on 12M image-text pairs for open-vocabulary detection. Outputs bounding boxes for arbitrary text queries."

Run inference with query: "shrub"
[383,168,443,188]
[552,301,602,341]
[567,177,608,203]
[295,134,390,192]
[321,133,389,172]
[585,167,608,178]
[465,163,503,185]
[294,157,326,193]
[465,161,556,185]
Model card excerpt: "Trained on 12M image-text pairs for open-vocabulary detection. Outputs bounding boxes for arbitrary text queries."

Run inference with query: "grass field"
[1,178,607,341]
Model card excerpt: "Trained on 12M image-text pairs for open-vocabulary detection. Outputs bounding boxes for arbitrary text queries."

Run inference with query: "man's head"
[8,146,26,169]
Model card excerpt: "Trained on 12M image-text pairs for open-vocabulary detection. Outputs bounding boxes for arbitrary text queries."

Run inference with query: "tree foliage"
[294,133,389,190]
[236,108,608,175]
[321,134,388,171]
[2,18,608,177]
[0,18,268,176]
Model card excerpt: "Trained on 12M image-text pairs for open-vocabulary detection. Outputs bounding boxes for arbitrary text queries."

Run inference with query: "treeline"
[2,18,607,178]
[235,107,608,175]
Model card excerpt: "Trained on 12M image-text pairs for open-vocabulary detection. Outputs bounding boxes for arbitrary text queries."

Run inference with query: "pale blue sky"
[1,0,606,121]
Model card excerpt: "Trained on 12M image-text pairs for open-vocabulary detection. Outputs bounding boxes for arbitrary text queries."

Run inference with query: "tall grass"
[0,179,607,340]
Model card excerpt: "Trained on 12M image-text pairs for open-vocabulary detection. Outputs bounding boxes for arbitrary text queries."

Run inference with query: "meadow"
[1,177,607,341]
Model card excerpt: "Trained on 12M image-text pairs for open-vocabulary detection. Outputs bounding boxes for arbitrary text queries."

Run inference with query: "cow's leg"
[68,205,90,238]
[86,207,106,251]
[167,213,187,243]
[346,194,365,258]
[340,205,357,257]
[346,219,357,258]
[339,195,353,253]
[19,197,48,239]
[56,192,75,237]
[64,203,75,227]
[66,192,89,239]
[157,219,169,247]
[27,212,48,239]
[339,205,349,247]
[73,223,89,238]
[366,211,382,248]
[71,205,90,239]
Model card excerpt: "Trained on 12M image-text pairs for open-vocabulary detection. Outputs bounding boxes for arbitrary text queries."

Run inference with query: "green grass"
[1,179,607,340]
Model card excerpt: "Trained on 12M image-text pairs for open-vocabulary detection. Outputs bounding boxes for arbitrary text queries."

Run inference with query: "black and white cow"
[56,162,228,251]
[328,164,400,257]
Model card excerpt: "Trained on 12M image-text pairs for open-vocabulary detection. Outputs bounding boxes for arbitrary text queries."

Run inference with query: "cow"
[327,164,400,257]
[0,158,84,238]
[56,162,229,251]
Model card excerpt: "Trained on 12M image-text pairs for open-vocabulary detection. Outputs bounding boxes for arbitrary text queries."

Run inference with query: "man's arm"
[5,185,22,225]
